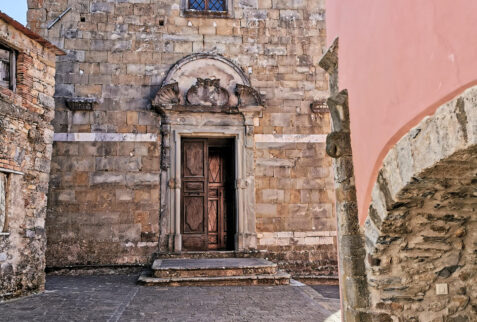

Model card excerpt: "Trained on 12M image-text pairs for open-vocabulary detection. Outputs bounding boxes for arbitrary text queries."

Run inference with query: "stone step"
[153,250,266,260]
[151,258,277,278]
[138,270,291,287]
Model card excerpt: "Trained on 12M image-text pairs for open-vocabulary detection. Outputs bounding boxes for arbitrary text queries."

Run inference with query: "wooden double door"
[181,138,235,251]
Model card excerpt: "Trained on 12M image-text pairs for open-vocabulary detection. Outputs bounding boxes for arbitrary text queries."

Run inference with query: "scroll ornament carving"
[311,99,329,113]
[186,78,229,107]
[235,84,262,107]
[65,97,98,111]
[152,79,265,110]
[152,82,180,106]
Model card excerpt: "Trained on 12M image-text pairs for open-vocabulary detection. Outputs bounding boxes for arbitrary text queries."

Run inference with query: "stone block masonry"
[0,13,64,300]
[28,0,337,276]
[47,139,161,266]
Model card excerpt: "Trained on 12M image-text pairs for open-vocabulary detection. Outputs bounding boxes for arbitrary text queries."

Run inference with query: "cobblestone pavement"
[0,275,340,322]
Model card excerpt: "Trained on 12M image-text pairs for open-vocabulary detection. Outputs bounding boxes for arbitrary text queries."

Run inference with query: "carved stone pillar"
[319,38,371,322]
[237,105,264,250]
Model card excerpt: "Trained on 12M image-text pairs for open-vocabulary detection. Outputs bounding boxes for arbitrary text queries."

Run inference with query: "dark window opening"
[0,44,16,92]
[189,0,227,12]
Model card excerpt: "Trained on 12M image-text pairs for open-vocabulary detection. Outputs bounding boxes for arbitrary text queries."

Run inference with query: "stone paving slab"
[0,275,341,322]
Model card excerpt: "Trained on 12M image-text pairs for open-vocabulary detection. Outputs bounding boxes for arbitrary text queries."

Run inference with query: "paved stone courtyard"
[0,275,340,322]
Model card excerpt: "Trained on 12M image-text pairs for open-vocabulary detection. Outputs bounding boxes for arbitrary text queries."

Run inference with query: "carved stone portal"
[186,78,229,107]
[155,53,264,253]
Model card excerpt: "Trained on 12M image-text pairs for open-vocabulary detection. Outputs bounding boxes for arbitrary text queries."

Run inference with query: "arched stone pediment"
[152,53,262,109]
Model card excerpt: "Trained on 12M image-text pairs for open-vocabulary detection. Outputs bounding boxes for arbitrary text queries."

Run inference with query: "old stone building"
[26,0,338,278]
[0,12,64,299]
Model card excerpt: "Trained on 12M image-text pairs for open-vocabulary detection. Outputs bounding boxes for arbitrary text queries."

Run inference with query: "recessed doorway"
[181,138,235,251]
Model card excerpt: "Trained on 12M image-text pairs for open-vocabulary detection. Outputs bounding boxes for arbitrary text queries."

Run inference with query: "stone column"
[159,121,172,252]
[319,39,371,321]
[238,106,264,250]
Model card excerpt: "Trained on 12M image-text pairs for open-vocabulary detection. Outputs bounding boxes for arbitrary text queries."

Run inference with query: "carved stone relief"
[152,82,180,106]
[152,79,263,110]
[310,99,329,113]
[152,53,264,111]
[235,84,262,107]
[65,97,98,111]
[186,78,229,106]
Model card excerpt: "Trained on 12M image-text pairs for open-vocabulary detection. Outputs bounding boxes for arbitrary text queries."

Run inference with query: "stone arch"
[158,53,251,107]
[162,53,250,86]
[364,86,477,320]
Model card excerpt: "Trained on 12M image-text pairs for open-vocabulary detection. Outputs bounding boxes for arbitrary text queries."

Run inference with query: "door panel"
[184,182,204,191]
[208,198,218,233]
[184,196,204,233]
[181,138,235,251]
[183,141,205,177]
[181,139,208,250]
[207,147,232,250]
[208,153,221,183]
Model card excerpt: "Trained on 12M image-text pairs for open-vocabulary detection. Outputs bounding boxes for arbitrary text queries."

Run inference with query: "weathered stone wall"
[28,0,336,275]
[365,86,477,321]
[48,138,161,266]
[0,17,59,299]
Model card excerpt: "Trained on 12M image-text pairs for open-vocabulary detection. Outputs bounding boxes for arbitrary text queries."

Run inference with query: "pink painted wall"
[326,0,477,223]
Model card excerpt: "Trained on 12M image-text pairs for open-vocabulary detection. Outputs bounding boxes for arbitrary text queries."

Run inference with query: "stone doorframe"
[152,53,265,253]
[157,108,263,253]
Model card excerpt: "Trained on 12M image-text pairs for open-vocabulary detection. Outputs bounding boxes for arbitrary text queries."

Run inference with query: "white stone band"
[257,231,337,246]
[53,133,327,143]
[254,134,327,143]
[53,133,158,142]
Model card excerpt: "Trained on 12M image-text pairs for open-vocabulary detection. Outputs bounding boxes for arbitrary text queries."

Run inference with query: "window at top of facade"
[189,0,227,12]
[0,43,16,92]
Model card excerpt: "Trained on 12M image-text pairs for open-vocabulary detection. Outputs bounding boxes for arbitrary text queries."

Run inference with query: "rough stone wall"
[365,87,477,321]
[28,0,336,275]
[0,18,58,299]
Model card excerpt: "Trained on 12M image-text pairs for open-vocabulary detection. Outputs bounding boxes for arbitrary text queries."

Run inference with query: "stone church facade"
[27,0,337,277]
